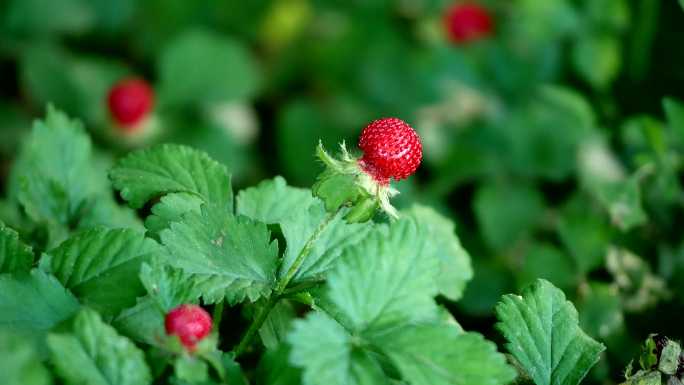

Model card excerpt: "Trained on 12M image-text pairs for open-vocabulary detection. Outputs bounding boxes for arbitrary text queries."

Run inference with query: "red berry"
[107,78,154,130]
[444,2,493,44]
[358,118,422,184]
[165,304,212,351]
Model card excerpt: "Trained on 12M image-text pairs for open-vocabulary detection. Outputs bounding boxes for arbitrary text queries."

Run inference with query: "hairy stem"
[233,209,339,357]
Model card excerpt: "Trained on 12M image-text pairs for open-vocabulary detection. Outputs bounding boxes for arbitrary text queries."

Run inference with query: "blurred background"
[1,1,684,383]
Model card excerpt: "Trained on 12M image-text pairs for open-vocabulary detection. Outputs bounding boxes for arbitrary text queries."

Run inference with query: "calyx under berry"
[165,304,213,352]
[313,118,422,223]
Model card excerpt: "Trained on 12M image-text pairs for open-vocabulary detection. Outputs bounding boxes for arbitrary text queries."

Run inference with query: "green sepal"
[312,142,398,222]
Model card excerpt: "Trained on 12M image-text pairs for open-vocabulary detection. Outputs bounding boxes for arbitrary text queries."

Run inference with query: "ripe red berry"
[358,118,422,184]
[165,304,212,351]
[444,2,493,44]
[107,78,154,130]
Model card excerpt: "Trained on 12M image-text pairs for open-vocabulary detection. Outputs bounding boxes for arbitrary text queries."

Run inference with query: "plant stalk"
[233,209,339,357]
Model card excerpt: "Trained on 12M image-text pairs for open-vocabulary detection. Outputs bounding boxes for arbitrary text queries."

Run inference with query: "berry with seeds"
[358,118,422,185]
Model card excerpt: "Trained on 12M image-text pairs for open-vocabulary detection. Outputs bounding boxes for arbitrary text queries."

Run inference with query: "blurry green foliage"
[0,0,683,384]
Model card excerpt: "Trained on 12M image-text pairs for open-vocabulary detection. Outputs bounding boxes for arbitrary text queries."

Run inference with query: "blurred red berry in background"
[107,78,154,131]
[444,2,494,44]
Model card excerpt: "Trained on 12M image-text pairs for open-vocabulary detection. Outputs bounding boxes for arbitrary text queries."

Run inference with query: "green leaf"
[47,308,151,385]
[236,176,372,283]
[403,204,473,300]
[289,216,513,385]
[145,193,204,235]
[663,97,684,138]
[375,325,516,385]
[475,182,545,250]
[259,300,297,350]
[495,279,605,385]
[4,0,93,35]
[160,207,278,304]
[578,283,624,339]
[257,345,302,385]
[45,228,163,318]
[139,261,202,312]
[112,297,164,346]
[518,243,577,291]
[0,221,34,273]
[110,144,233,210]
[573,35,621,90]
[326,217,439,334]
[158,29,260,106]
[288,312,387,385]
[9,106,98,228]
[557,195,609,274]
[0,330,53,385]
[0,269,79,340]
[174,356,209,383]
[593,176,647,231]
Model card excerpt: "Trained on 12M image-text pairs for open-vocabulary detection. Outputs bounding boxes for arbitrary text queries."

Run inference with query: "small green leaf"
[403,204,473,300]
[46,228,163,318]
[236,176,372,283]
[160,207,278,304]
[0,330,53,385]
[158,29,260,106]
[174,356,209,383]
[145,193,204,235]
[139,261,202,312]
[663,97,684,139]
[0,221,33,273]
[573,35,621,90]
[0,269,79,340]
[113,297,164,346]
[110,144,232,211]
[48,308,151,385]
[594,176,647,231]
[496,279,605,385]
[9,106,98,230]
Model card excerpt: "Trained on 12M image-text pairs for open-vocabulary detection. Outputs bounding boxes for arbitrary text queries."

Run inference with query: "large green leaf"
[0,330,52,385]
[0,221,33,273]
[403,204,473,300]
[157,29,260,106]
[495,279,605,385]
[45,228,163,318]
[0,269,79,339]
[160,207,279,304]
[288,312,387,385]
[236,176,372,284]
[48,309,151,385]
[326,217,439,334]
[375,325,517,385]
[110,144,233,211]
[288,216,514,385]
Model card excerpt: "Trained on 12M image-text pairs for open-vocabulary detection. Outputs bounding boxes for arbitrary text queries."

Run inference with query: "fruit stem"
[233,208,340,357]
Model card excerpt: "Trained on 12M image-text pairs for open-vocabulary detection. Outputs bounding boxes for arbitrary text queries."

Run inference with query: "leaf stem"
[233,208,339,357]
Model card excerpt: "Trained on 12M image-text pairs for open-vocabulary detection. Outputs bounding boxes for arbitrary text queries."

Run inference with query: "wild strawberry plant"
[0,106,615,385]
